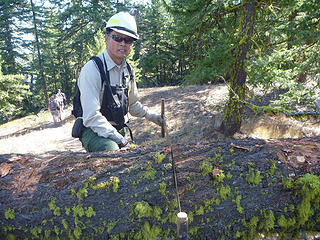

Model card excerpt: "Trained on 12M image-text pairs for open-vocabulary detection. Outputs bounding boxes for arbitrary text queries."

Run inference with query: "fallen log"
[1,137,320,239]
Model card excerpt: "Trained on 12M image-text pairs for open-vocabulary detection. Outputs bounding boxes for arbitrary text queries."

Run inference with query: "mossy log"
[1,137,320,239]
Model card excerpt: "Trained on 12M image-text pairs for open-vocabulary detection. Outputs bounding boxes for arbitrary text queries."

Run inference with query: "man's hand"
[118,137,130,149]
[145,112,165,126]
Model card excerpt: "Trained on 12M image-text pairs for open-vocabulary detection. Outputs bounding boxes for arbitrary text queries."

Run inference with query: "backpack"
[49,100,58,111]
[72,55,133,131]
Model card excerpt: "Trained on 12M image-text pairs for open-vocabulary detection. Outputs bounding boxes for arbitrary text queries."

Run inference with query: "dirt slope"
[1,85,320,239]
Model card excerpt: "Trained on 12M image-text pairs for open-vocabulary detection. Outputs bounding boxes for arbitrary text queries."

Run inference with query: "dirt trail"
[0,84,319,155]
[0,113,84,155]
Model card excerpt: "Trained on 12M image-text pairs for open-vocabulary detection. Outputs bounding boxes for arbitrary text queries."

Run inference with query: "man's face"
[105,30,134,65]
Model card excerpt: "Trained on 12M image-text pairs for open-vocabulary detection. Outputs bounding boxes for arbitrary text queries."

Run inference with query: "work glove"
[118,137,130,149]
[111,131,130,149]
[145,112,164,126]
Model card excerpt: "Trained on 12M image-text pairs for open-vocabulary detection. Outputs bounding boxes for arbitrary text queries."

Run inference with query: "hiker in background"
[49,96,61,123]
[73,12,164,152]
[56,89,66,111]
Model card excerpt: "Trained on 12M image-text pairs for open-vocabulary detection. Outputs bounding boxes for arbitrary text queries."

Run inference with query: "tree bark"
[220,0,256,137]
[1,137,320,239]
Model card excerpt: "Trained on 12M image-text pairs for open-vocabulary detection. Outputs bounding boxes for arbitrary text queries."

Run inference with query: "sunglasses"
[108,34,135,44]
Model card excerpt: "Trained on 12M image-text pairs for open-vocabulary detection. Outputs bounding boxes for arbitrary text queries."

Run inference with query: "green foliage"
[294,174,320,226]
[154,152,166,164]
[235,195,244,214]
[245,168,262,186]
[133,221,162,240]
[0,69,31,123]
[4,208,15,220]
[159,182,167,196]
[259,210,275,232]
[199,160,213,177]
[282,177,294,189]
[217,184,231,200]
[48,197,61,216]
[142,161,156,180]
[183,39,234,85]
[278,214,296,229]
[131,201,162,221]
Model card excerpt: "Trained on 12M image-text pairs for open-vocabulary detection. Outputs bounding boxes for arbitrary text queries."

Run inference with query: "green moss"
[247,216,259,239]
[164,163,172,170]
[44,229,51,239]
[93,181,108,190]
[74,226,82,239]
[159,182,167,196]
[217,184,231,200]
[131,201,162,221]
[270,161,277,174]
[235,195,244,214]
[294,174,320,226]
[186,183,195,193]
[65,207,71,216]
[72,204,85,218]
[154,152,166,164]
[93,176,120,192]
[204,197,216,212]
[71,186,88,201]
[133,221,162,240]
[5,233,16,240]
[245,168,262,185]
[54,225,60,236]
[247,161,255,167]
[107,220,119,233]
[195,205,204,215]
[85,206,96,218]
[199,160,213,176]
[48,197,61,216]
[278,214,296,229]
[282,177,294,189]
[129,144,139,149]
[4,208,15,220]
[109,176,120,192]
[30,227,42,238]
[61,219,68,230]
[189,226,200,237]
[289,204,295,212]
[142,161,156,180]
[229,147,235,154]
[259,209,275,232]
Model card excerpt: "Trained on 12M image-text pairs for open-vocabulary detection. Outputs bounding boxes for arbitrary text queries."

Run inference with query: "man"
[75,12,164,152]
[56,89,66,110]
[49,95,61,123]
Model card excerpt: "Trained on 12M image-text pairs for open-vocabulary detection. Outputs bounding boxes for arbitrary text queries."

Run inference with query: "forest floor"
[1,84,320,239]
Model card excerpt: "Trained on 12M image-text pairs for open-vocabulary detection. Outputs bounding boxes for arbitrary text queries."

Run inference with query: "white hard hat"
[106,12,139,40]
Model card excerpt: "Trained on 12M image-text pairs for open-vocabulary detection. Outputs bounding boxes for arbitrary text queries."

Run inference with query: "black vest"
[72,56,133,131]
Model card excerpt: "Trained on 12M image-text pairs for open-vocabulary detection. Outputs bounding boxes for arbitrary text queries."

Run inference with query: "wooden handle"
[161,98,165,138]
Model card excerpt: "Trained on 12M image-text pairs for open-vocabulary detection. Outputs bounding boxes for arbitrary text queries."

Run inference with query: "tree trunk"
[30,0,49,106]
[220,0,256,137]
[1,137,320,239]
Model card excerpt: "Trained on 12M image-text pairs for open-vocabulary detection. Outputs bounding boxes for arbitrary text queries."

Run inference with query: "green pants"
[80,127,125,152]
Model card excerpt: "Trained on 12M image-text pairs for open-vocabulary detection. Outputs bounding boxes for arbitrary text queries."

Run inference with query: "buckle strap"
[124,124,134,142]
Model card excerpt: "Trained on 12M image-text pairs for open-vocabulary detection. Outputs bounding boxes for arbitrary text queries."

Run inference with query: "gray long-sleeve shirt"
[77,50,149,143]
